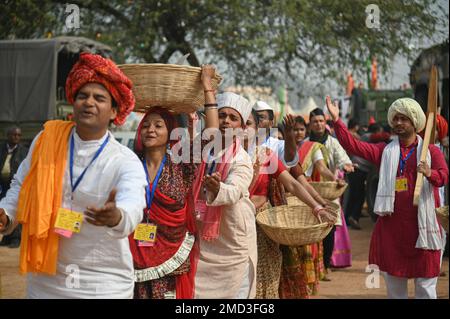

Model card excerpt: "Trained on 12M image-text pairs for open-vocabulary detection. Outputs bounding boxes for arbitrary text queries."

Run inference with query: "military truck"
[0,36,113,145]
[409,40,449,121]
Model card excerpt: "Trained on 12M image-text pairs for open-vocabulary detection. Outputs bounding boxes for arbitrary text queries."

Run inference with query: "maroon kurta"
[334,119,448,278]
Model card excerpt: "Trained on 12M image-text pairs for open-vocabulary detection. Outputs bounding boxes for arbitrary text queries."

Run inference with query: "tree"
[1,0,448,89]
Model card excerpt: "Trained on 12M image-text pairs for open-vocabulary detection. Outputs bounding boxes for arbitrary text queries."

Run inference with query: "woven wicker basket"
[118,63,222,114]
[436,206,449,233]
[308,181,348,200]
[256,201,340,246]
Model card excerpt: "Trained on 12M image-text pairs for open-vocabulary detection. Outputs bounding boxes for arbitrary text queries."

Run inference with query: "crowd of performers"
[0,53,448,299]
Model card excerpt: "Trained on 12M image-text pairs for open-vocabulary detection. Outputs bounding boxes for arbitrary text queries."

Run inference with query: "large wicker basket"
[118,63,222,114]
[256,201,340,246]
[436,206,449,233]
[309,181,348,200]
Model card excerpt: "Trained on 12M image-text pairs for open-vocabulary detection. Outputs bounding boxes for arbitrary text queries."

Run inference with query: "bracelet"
[204,89,215,93]
[204,103,218,107]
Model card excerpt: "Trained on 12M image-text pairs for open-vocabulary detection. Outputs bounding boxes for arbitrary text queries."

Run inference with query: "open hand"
[203,172,221,199]
[325,95,340,122]
[283,114,296,132]
[343,163,355,173]
[0,208,9,232]
[85,189,122,227]
[201,64,216,91]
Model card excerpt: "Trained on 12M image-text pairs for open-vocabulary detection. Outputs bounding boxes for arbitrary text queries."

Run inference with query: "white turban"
[217,92,252,124]
[387,98,426,132]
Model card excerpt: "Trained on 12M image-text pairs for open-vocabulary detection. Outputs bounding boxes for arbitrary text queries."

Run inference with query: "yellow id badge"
[54,208,83,233]
[395,177,408,192]
[134,223,157,246]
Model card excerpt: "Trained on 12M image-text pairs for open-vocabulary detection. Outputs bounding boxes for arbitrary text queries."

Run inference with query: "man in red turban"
[436,114,448,145]
[0,52,147,298]
[66,52,135,126]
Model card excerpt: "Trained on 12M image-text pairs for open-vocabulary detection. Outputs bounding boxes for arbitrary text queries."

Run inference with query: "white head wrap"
[217,92,252,124]
[387,98,426,132]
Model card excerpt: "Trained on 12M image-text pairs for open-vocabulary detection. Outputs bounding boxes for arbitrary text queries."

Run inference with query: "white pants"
[234,261,254,299]
[383,273,438,299]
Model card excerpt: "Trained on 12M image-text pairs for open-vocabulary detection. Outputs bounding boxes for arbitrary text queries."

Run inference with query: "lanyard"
[69,133,110,194]
[207,150,216,175]
[143,155,166,213]
[399,146,415,175]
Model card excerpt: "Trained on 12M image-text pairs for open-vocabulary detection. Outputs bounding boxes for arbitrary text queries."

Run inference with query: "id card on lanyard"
[135,155,166,247]
[195,153,216,219]
[396,146,415,192]
[54,133,110,237]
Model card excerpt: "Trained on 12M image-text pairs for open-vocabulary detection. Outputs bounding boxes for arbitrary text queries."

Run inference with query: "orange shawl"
[16,120,75,274]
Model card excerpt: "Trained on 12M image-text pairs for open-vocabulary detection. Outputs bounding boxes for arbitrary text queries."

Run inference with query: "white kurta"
[194,146,257,299]
[0,129,147,298]
[248,136,299,168]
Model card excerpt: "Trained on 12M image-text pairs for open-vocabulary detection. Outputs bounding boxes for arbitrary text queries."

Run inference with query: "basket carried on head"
[256,200,340,246]
[436,206,449,233]
[118,63,222,114]
[308,181,348,200]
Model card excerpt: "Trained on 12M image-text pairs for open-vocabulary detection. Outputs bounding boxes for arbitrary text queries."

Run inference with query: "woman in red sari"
[129,65,219,299]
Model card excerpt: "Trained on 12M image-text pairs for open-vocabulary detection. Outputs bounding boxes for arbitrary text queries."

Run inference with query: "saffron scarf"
[16,120,75,274]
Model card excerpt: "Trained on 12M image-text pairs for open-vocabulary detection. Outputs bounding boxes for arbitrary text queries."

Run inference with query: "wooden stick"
[413,65,438,206]
[413,112,434,206]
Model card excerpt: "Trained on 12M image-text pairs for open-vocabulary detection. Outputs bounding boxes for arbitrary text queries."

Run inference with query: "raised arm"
[325,96,385,166]
[202,64,219,131]
[282,114,299,166]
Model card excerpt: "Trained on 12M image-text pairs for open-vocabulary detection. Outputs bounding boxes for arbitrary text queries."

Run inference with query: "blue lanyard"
[399,146,415,175]
[69,133,110,194]
[143,155,166,212]
[207,150,216,175]
[263,135,270,145]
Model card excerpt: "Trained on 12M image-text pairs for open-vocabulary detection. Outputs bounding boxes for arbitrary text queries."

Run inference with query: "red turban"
[436,114,448,142]
[65,52,135,126]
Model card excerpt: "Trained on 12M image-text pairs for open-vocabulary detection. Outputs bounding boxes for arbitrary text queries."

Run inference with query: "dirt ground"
[0,214,448,299]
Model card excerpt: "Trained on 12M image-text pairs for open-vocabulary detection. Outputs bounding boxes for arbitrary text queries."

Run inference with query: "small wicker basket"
[118,63,222,114]
[309,181,348,200]
[436,206,449,233]
[256,201,340,246]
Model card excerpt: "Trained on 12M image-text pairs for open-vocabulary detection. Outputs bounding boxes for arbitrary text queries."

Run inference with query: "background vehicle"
[0,36,112,145]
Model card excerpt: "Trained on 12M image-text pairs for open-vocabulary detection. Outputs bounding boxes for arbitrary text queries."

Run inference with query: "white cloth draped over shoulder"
[374,135,443,250]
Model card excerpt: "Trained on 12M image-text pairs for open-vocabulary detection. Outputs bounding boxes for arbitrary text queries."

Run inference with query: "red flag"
[371,57,378,90]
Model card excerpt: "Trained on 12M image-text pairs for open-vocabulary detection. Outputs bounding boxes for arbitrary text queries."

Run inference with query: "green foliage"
[1,0,447,88]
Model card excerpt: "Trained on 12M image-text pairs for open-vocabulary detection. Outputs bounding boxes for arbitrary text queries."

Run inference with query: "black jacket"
[0,142,29,184]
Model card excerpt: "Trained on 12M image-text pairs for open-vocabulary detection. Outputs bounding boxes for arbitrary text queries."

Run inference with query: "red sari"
[129,156,199,299]
[279,141,326,299]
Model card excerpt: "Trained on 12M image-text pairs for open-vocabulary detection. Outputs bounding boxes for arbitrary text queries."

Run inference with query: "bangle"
[204,103,218,107]
[204,89,215,93]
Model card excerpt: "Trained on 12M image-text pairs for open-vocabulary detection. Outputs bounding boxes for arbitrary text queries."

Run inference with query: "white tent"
[298,96,319,117]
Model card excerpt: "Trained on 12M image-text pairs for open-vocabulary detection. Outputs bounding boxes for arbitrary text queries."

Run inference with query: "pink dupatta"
[192,139,240,241]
